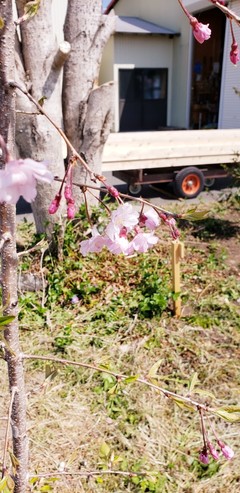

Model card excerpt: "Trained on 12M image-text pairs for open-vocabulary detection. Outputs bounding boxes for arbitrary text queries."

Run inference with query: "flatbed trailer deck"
[102,129,240,197]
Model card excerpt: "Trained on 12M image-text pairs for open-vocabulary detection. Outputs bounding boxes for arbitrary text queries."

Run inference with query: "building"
[100,0,240,132]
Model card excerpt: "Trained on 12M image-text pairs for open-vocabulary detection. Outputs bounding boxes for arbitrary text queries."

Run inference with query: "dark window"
[119,68,168,131]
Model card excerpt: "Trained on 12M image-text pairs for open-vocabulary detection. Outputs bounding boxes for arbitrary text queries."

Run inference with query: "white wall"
[112,35,174,131]
[184,0,211,13]
[51,0,67,42]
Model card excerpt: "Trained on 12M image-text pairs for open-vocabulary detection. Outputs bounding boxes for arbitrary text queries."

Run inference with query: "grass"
[1,197,240,492]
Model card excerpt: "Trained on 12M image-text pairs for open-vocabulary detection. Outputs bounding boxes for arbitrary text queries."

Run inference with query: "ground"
[1,190,240,493]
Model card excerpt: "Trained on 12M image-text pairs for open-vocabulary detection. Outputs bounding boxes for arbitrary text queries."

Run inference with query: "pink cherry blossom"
[130,231,158,253]
[230,41,240,65]
[218,441,234,460]
[71,295,79,304]
[106,235,133,255]
[190,17,211,44]
[80,227,107,256]
[105,203,139,241]
[110,203,139,230]
[0,158,53,204]
[139,208,160,230]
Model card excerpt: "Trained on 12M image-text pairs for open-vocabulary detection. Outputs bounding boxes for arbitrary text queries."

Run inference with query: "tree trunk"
[0,1,28,491]
[15,0,115,229]
[63,0,115,207]
[15,0,66,235]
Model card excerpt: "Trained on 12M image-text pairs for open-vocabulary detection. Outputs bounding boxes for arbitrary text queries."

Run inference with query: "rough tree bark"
[15,0,115,229]
[63,0,115,206]
[15,0,66,234]
[0,1,28,492]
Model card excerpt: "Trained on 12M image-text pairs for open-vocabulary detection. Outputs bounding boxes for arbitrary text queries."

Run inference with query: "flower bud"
[48,194,61,214]
[230,42,240,66]
[207,441,219,460]
[107,185,120,198]
[199,448,209,464]
[64,185,72,201]
[218,441,234,460]
[67,200,76,219]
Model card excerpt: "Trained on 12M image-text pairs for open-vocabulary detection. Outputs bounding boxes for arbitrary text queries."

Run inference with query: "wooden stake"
[172,241,184,317]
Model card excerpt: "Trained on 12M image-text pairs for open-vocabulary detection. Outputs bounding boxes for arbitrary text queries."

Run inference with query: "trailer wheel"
[204,177,215,188]
[128,184,142,196]
[174,167,204,198]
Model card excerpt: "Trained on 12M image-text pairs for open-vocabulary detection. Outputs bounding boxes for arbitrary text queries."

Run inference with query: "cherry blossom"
[105,203,139,242]
[139,208,160,230]
[218,441,234,460]
[71,295,79,304]
[230,41,240,65]
[80,227,107,256]
[106,235,133,255]
[0,158,53,204]
[110,203,139,231]
[79,202,162,256]
[190,17,211,44]
[130,231,158,253]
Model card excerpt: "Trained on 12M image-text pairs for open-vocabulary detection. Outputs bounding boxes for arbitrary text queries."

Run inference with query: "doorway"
[119,68,168,131]
[190,8,226,129]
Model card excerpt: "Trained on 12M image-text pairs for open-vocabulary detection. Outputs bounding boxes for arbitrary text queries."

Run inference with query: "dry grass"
[0,198,240,492]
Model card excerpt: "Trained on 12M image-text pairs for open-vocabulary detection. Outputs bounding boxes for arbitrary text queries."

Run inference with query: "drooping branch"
[209,0,240,26]
[23,353,215,414]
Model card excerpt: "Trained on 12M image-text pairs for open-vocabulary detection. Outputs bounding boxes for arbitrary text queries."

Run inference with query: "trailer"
[102,129,240,198]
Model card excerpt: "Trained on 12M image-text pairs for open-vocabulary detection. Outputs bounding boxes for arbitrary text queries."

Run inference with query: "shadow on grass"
[181,217,240,240]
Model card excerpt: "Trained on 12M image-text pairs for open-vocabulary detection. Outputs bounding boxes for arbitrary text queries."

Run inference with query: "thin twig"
[199,407,208,449]
[54,177,180,218]
[29,469,157,479]
[208,0,240,26]
[22,353,214,413]
[40,246,48,308]
[2,386,18,478]
[8,81,96,181]
[17,239,48,257]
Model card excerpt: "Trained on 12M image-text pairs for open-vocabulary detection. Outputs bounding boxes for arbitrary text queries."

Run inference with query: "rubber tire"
[127,183,142,196]
[204,177,215,188]
[174,167,204,198]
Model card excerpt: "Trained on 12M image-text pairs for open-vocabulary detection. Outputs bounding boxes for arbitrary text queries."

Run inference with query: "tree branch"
[29,469,155,479]
[42,41,71,98]
[9,81,96,181]
[23,353,215,414]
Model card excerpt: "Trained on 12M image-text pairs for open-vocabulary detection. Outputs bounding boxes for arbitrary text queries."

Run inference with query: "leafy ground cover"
[1,194,240,492]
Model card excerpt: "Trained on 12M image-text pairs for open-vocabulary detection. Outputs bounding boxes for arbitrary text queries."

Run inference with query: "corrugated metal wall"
[219,0,240,128]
